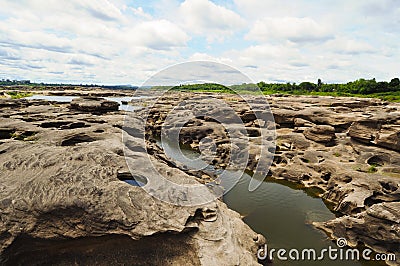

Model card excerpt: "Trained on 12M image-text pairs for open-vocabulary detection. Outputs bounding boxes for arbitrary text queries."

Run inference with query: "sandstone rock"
[294,118,315,127]
[315,202,400,265]
[70,97,119,113]
[0,98,263,265]
[141,92,400,264]
[348,120,381,143]
[303,125,336,143]
[376,127,400,152]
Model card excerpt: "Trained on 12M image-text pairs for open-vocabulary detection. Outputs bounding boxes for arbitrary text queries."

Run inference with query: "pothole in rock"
[39,121,71,128]
[366,154,390,166]
[379,181,398,193]
[300,157,310,163]
[321,172,331,181]
[11,131,37,141]
[117,171,148,187]
[40,121,89,130]
[60,134,96,146]
[61,122,89,130]
[364,193,384,207]
[273,155,287,165]
[341,175,352,183]
[246,128,261,137]
[0,129,38,141]
[0,129,14,140]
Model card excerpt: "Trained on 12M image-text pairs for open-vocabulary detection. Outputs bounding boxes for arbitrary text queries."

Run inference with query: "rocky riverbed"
[0,89,399,265]
[0,94,265,265]
[138,91,400,265]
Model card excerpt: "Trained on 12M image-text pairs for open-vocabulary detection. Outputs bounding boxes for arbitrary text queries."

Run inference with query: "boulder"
[294,118,315,127]
[348,120,381,143]
[303,125,336,143]
[70,97,119,113]
[376,127,400,152]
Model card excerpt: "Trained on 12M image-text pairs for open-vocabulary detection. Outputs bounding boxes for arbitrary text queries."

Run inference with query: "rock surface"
[138,92,400,265]
[315,202,400,265]
[70,96,119,113]
[303,124,336,143]
[0,96,263,265]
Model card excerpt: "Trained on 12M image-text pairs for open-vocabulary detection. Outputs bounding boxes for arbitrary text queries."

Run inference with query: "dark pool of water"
[123,179,146,187]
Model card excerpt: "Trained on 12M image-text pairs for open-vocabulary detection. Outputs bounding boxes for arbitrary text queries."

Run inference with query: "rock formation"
[70,96,119,113]
[139,92,400,264]
[0,97,264,265]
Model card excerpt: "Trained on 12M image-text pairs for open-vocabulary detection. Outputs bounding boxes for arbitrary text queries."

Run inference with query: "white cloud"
[246,17,333,43]
[233,0,318,19]
[325,37,376,55]
[127,20,189,50]
[131,7,153,19]
[75,0,123,21]
[0,0,192,84]
[179,0,245,41]
[0,0,399,84]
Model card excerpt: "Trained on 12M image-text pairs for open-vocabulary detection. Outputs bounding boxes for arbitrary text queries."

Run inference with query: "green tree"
[389,78,400,88]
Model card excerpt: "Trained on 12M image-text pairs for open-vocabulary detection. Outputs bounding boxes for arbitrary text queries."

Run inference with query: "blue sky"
[0,0,399,85]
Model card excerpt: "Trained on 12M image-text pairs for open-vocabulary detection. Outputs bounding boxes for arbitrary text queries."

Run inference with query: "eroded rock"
[70,97,119,113]
[303,125,336,143]
[0,97,263,265]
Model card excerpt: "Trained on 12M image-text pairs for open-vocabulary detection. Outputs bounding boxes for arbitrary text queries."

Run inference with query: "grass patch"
[367,164,379,173]
[262,90,400,102]
[10,131,38,141]
[6,91,33,99]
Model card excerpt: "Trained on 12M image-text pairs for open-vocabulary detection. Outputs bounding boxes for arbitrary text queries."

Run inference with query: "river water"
[26,95,141,111]
[158,140,363,266]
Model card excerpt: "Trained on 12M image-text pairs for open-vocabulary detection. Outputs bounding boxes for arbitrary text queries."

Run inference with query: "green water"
[157,139,364,265]
[223,173,362,265]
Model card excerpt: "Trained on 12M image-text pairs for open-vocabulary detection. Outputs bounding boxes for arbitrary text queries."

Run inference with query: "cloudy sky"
[0,0,399,85]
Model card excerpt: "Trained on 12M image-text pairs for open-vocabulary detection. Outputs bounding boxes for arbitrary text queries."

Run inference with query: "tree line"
[256,78,400,94]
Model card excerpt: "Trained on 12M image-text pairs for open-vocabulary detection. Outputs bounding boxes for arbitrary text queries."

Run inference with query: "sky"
[0,0,399,85]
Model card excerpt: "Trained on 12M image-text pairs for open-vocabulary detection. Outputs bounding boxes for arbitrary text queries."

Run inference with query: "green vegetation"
[353,164,379,173]
[10,131,37,141]
[256,78,400,102]
[170,83,233,93]
[6,91,32,99]
[367,164,379,173]
[167,78,400,102]
[5,91,33,99]
[0,79,31,85]
[0,79,137,90]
